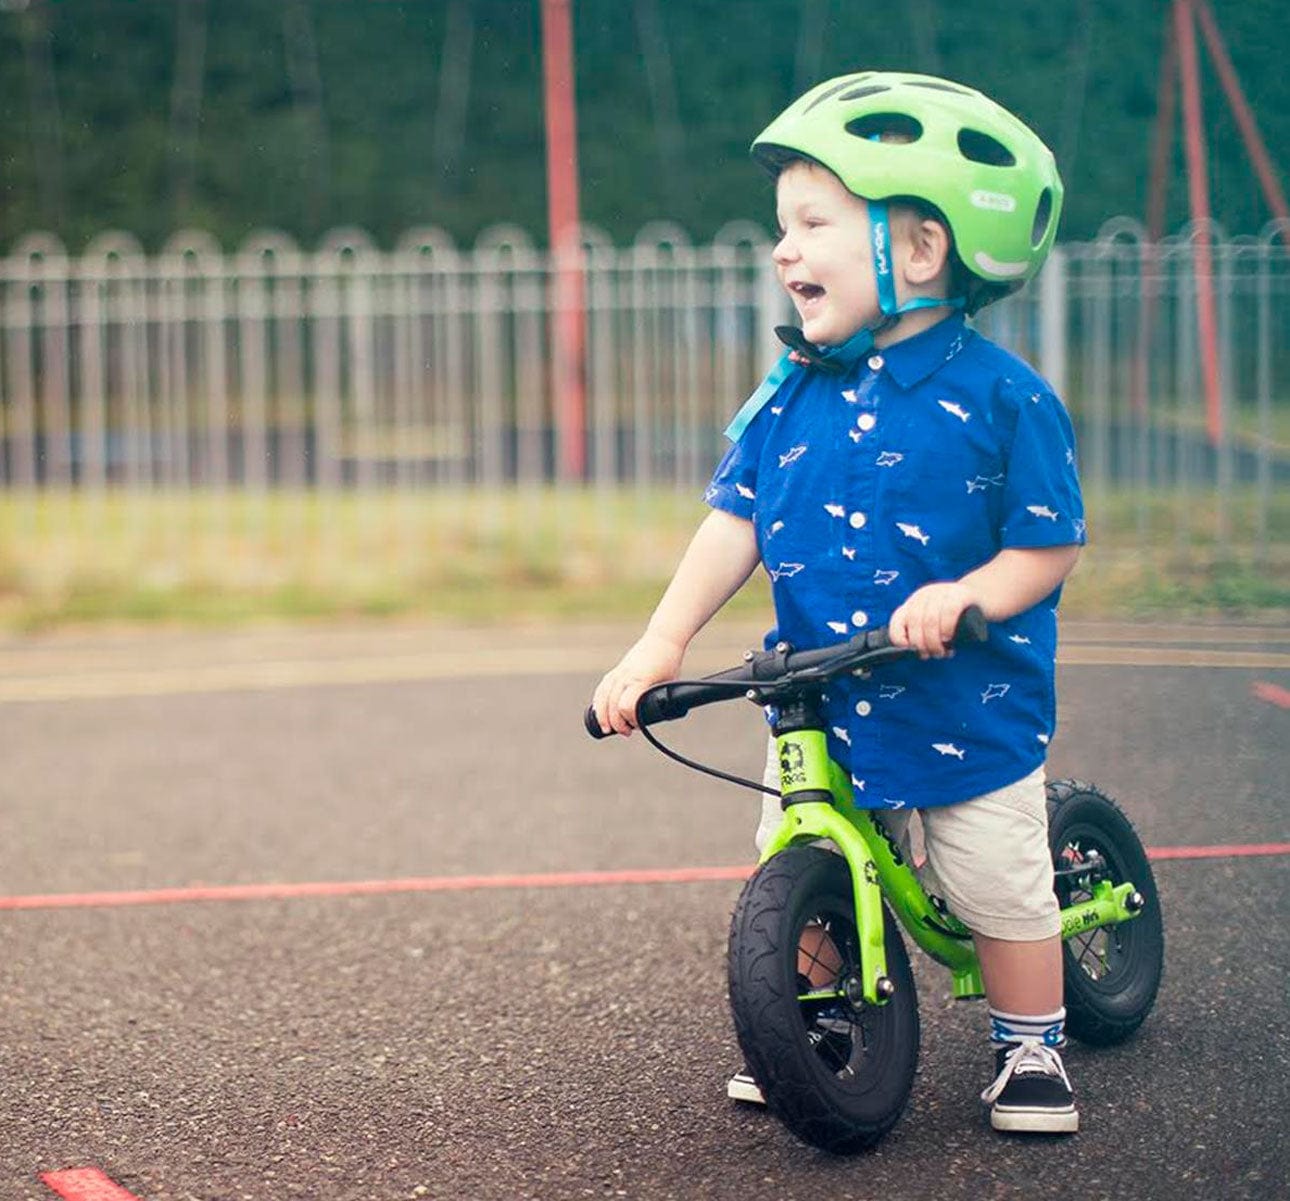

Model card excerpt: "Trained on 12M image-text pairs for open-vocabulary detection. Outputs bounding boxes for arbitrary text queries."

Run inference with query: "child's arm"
[888,544,1081,659]
[592,509,760,736]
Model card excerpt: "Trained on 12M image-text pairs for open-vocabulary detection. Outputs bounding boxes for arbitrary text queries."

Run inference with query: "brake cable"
[632,642,911,798]
[635,680,781,797]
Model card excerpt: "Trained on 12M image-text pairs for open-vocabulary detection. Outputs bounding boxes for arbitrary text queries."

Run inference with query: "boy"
[591,72,1085,1134]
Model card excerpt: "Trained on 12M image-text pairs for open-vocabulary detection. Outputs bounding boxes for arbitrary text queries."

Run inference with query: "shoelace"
[980,1038,1072,1104]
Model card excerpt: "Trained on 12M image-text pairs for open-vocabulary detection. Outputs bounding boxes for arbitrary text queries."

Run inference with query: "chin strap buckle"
[773,326,847,375]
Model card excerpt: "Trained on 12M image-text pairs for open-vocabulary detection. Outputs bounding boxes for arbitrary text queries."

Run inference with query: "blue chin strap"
[724,198,965,441]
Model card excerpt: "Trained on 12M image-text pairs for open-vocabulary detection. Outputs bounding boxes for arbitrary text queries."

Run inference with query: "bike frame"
[759,721,1146,1007]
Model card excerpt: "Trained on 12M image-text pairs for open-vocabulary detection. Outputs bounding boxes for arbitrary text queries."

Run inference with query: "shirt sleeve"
[998,382,1087,549]
[703,394,775,521]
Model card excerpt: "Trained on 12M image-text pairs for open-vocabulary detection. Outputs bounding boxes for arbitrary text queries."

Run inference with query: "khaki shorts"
[755,738,1059,941]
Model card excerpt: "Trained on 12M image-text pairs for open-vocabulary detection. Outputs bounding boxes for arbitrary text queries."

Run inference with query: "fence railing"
[1,218,1287,594]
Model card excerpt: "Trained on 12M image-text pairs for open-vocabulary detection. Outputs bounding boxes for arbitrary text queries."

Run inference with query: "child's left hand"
[888,583,979,659]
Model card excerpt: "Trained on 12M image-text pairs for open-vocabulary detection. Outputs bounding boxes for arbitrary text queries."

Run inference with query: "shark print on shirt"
[701,312,1084,810]
[768,562,804,581]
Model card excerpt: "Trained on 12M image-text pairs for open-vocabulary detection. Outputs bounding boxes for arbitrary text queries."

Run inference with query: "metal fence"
[1,219,1287,593]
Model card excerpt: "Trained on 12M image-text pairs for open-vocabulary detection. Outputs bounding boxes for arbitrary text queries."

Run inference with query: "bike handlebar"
[584,605,988,739]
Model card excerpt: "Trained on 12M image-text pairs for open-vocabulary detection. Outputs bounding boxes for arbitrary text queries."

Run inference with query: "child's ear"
[904,219,953,288]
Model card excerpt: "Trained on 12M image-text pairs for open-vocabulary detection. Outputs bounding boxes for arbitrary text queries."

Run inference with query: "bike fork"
[761,691,990,1005]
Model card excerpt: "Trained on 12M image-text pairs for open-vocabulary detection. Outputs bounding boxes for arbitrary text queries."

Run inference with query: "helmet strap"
[868,198,966,325]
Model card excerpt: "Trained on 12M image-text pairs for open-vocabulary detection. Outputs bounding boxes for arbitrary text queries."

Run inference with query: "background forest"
[1,0,1287,253]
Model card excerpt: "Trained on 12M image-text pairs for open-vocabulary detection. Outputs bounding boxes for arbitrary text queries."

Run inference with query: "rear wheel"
[1048,779,1164,1045]
[727,846,919,1154]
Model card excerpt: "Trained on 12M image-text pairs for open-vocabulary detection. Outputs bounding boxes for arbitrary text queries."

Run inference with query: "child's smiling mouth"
[789,280,826,306]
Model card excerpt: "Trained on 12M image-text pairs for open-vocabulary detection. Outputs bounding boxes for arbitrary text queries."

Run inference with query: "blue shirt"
[705,314,1086,810]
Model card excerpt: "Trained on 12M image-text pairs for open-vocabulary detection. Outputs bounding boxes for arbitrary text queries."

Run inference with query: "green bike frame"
[759,726,1145,1006]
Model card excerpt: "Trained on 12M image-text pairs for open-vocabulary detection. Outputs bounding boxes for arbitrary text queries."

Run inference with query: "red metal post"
[1194,0,1290,224]
[540,0,587,481]
[1174,0,1223,446]
[1134,19,1179,417]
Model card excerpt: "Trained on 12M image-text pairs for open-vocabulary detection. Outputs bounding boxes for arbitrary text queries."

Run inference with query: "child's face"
[773,161,882,347]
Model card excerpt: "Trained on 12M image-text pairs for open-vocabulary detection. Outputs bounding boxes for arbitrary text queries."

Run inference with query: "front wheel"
[1048,779,1165,1045]
[727,846,919,1154]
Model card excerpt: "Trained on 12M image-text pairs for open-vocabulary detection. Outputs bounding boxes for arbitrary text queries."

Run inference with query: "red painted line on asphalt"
[1146,842,1290,861]
[0,864,753,912]
[1252,680,1290,708]
[0,847,1287,914]
[41,1168,144,1201]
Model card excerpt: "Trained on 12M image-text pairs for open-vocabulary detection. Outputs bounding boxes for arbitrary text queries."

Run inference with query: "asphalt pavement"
[1,618,1287,1201]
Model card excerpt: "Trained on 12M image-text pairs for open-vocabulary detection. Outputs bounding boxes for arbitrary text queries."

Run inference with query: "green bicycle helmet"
[752,71,1063,311]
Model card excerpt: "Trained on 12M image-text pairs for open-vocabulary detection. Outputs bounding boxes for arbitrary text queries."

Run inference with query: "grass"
[0,486,1287,633]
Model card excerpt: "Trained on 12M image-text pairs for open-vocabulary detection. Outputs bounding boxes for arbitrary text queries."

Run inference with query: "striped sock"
[989,1006,1067,1050]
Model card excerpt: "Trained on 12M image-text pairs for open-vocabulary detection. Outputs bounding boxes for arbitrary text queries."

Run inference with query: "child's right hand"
[591,631,687,737]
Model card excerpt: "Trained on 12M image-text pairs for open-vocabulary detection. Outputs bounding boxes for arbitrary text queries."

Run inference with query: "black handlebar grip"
[956,604,989,645]
[584,706,614,739]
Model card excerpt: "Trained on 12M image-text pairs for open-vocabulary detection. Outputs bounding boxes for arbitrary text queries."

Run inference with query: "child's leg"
[754,734,781,854]
[974,932,1062,1013]
[919,768,1077,1134]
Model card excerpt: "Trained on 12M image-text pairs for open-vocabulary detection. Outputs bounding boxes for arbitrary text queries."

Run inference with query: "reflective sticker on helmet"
[973,250,1029,278]
[970,190,1017,213]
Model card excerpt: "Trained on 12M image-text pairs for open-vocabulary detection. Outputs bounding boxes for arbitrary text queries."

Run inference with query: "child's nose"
[772,234,798,265]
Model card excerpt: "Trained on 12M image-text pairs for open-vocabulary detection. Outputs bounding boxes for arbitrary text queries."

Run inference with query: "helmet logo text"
[970,190,1017,213]
[872,221,890,278]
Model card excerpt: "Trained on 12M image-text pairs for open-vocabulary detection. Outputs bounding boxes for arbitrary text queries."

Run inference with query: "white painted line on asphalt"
[0,645,1286,704]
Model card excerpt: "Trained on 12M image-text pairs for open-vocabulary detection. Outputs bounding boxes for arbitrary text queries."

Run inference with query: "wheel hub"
[843,974,866,1006]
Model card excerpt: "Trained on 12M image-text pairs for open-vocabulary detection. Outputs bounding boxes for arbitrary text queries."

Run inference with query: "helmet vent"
[906,81,971,95]
[1031,187,1054,247]
[957,128,1016,167]
[804,76,871,115]
[845,113,923,143]
[836,84,891,102]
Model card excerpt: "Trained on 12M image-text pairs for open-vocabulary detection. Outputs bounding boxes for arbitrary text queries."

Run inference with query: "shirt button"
[856,413,877,432]
[867,354,884,371]
[856,700,873,717]
[849,511,867,529]
[852,610,868,628]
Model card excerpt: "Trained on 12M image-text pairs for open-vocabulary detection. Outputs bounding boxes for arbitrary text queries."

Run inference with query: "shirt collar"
[875,313,973,391]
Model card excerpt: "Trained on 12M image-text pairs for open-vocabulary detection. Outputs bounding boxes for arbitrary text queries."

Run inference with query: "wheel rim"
[793,905,886,1083]
[1055,820,1150,990]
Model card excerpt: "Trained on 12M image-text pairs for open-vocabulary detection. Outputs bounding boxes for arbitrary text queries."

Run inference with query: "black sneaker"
[726,1069,766,1105]
[981,1039,1078,1133]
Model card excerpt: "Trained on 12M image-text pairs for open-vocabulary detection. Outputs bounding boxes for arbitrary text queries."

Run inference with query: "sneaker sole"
[991,1104,1079,1134]
[727,1077,766,1105]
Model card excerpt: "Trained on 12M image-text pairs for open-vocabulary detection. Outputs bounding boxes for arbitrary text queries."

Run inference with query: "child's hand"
[888,583,978,659]
[591,632,687,737]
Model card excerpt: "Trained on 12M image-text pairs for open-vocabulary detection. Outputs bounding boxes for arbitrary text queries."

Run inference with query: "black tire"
[1047,779,1165,1046]
[727,846,919,1154]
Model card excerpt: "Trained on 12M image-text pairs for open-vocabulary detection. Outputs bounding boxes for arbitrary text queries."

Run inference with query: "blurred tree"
[16,0,66,231]
[0,0,1285,251]
[168,0,206,224]
[283,0,330,236]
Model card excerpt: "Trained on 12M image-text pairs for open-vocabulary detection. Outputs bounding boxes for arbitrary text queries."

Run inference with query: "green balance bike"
[586,607,1164,1153]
